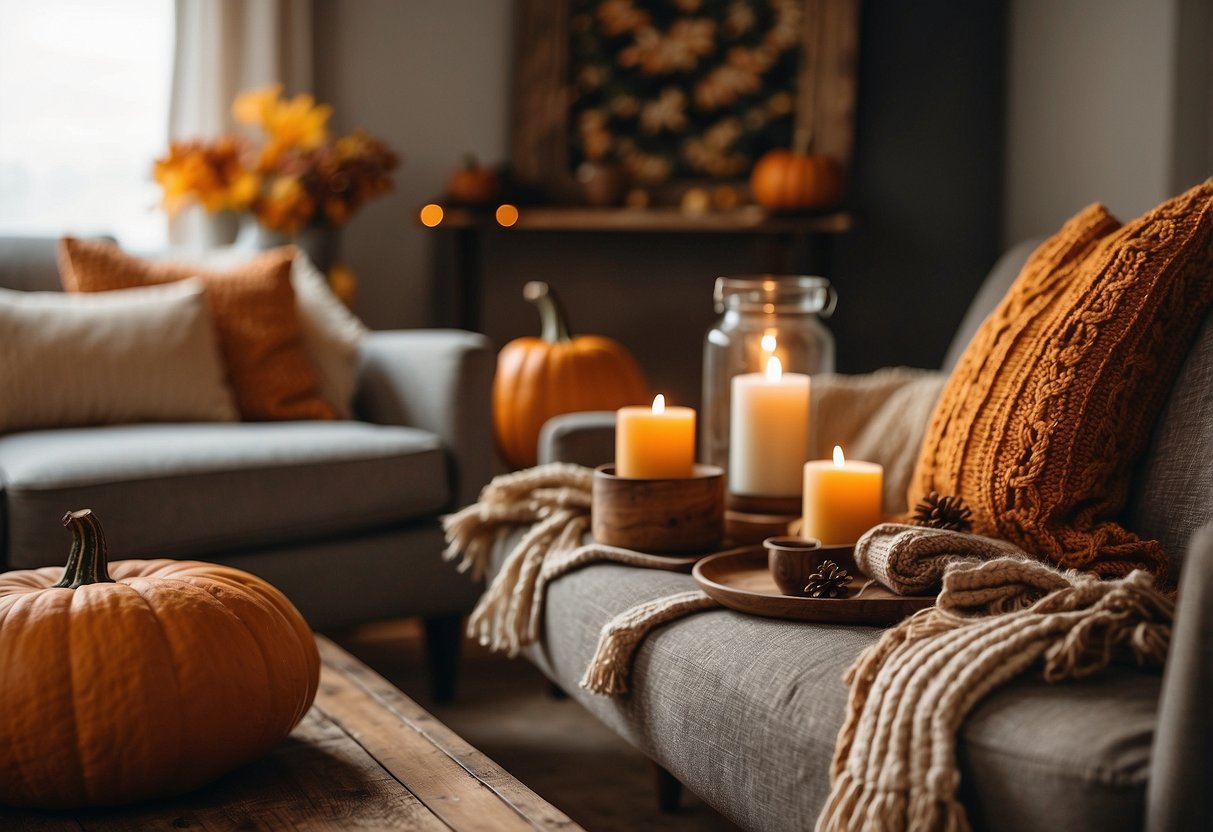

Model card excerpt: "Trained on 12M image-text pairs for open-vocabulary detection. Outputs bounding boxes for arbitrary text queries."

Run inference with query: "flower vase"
[236,221,339,273]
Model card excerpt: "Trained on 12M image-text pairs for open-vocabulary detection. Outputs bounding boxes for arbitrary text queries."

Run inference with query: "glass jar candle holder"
[701,276,837,492]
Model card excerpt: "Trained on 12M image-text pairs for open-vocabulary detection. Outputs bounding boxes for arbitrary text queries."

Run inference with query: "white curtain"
[168,0,315,247]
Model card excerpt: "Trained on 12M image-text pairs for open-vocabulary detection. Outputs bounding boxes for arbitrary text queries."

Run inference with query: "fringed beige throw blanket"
[820,524,1174,832]
[442,463,720,694]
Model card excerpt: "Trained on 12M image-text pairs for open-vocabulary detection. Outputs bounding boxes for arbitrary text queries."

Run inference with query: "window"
[0,0,174,249]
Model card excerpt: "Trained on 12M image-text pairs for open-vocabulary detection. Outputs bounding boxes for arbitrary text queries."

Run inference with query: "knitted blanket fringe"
[442,463,718,693]
[818,546,1174,832]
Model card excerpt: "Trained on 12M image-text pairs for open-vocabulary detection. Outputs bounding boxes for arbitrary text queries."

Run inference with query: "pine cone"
[912,491,973,532]
[804,560,851,598]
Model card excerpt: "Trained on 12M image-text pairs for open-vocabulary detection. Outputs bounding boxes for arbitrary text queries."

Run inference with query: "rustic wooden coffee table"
[1,637,582,831]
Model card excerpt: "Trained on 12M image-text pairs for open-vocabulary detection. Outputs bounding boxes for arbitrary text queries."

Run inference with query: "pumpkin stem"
[523,281,573,342]
[53,509,115,589]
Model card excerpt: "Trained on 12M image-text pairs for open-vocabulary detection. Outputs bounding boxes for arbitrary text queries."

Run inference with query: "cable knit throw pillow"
[911,180,1213,581]
[59,237,337,421]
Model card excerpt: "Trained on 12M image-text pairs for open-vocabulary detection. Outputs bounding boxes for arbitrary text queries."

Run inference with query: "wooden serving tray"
[692,547,935,625]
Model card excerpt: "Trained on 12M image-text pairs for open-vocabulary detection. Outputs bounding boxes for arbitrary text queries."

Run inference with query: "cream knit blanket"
[442,463,719,694]
[821,525,1174,832]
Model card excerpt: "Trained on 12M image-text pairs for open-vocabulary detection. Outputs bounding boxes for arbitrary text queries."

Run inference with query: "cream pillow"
[290,251,367,418]
[0,279,238,432]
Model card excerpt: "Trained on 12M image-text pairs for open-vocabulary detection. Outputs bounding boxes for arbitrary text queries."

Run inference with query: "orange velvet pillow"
[911,180,1213,581]
[58,237,337,421]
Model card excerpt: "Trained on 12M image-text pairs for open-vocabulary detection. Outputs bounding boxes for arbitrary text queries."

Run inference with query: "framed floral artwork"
[510,0,859,203]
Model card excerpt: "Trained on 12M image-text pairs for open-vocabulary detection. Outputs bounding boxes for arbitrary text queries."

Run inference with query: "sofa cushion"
[912,182,1213,581]
[0,422,448,568]
[0,280,238,432]
[58,237,337,422]
[503,541,1158,832]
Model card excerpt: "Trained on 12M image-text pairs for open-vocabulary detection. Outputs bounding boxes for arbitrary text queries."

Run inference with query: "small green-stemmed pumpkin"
[0,510,319,809]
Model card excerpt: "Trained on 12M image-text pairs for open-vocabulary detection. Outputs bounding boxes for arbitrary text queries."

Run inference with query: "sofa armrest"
[538,411,617,468]
[355,329,495,508]
[1146,520,1213,832]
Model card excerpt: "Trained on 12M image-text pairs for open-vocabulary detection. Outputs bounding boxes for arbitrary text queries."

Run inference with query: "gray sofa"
[0,237,494,695]
[501,240,1213,831]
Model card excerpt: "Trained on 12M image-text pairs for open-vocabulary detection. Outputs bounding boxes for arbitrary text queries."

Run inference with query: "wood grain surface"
[693,548,935,624]
[0,637,582,831]
[592,465,725,554]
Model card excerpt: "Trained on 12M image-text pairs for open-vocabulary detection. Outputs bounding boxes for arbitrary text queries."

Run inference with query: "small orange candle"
[802,445,883,545]
[616,394,696,479]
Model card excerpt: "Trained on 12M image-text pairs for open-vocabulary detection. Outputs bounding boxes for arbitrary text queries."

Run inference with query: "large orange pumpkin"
[749,149,845,213]
[0,509,319,809]
[493,281,650,469]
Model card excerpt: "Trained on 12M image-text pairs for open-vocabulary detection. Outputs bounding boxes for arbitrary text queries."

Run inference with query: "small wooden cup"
[765,536,823,596]
[765,538,863,597]
[592,464,725,554]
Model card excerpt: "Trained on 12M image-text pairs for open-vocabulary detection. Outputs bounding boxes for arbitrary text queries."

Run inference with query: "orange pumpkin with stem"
[0,509,319,809]
[493,281,650,469]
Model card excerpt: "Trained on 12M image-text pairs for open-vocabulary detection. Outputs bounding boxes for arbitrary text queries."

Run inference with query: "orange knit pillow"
[911,180,1213,581]
[58,237,336,421]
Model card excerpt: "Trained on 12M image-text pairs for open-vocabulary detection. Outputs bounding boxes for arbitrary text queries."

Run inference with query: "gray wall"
[314,0,511,332]
[1004,0,1211,243]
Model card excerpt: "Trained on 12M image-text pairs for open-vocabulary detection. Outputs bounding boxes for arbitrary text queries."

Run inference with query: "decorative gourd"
[0,510,320,810]
[749,148,844,213]
[445,154,501,205]
[493,282,650,469]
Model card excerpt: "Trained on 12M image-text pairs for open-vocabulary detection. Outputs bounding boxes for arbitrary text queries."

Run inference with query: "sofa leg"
[423,613,463,705]
[652,762,682,813]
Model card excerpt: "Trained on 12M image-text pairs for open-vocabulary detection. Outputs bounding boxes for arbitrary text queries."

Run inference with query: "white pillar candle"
[728,357,811,497]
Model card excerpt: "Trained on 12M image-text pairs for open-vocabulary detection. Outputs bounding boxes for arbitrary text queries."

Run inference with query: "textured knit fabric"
[911,181,1213,581]
[855,523,1029,595]
[58,237,336,421]
[821,557,1172,832]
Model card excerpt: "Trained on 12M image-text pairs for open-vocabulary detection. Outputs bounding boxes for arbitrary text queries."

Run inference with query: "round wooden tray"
[692,548,935,625]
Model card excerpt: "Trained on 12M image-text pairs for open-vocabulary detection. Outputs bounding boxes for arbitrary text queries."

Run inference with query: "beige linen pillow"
[0,279,238,432]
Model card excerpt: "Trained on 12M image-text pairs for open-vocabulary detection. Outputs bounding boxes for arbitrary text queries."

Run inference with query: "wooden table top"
[2,637,582,831]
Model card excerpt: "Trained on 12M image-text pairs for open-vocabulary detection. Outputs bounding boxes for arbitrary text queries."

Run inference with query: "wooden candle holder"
[592,464,725,554]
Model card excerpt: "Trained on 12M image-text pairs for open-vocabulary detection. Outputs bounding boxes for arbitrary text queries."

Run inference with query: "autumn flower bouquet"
[154,85,399,234]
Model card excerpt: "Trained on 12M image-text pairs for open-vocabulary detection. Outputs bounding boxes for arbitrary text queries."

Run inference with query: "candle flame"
[833,445,846,466]
[652,394,666,414]
[765,355,783,381]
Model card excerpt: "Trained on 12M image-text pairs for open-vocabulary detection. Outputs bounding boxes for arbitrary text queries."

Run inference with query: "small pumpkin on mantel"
[493,281,650,469]
[445,154,502,206]
[0,509,320,810]
[749,131,845,213]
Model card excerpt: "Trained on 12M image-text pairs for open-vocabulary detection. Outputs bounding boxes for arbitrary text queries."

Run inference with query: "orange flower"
[157,84,397,233]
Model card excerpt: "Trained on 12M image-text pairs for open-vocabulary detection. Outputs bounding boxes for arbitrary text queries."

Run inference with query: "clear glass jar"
[701,276,837,476]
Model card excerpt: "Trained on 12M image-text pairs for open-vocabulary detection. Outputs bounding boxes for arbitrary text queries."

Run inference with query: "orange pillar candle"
[801,445,884,545]
[615,394,696,479]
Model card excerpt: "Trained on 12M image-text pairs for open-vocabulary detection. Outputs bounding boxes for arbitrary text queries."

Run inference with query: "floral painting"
[568,0,803,185]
